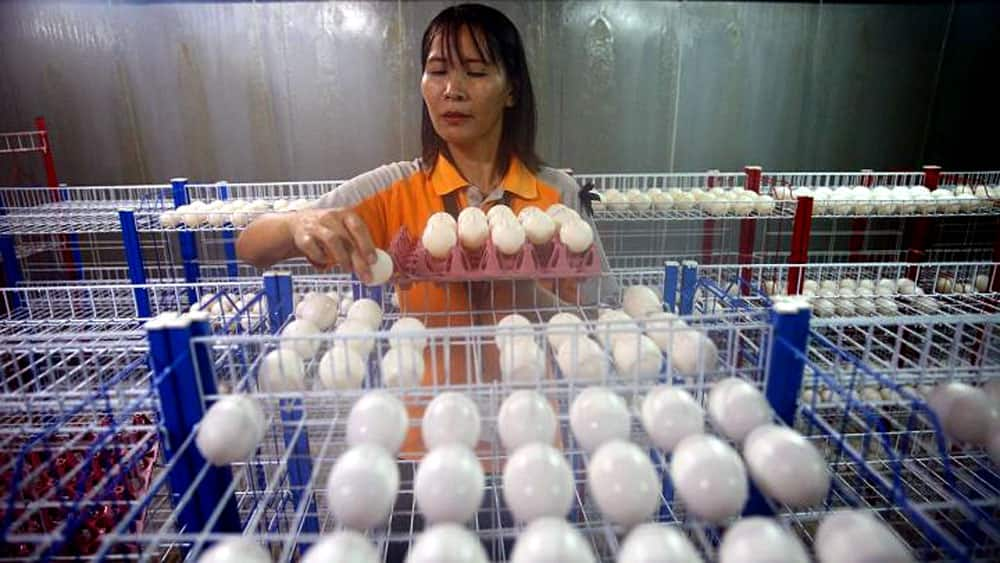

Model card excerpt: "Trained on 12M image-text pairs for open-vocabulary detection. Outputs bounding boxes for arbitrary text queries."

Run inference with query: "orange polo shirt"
[317,154,599,454]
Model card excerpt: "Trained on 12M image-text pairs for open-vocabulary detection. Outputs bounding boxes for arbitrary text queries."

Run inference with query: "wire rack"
[0,270,967,561]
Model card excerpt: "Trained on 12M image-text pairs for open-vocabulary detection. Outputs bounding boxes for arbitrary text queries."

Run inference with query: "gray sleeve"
[315,159,421,209]
[536,167,620,307]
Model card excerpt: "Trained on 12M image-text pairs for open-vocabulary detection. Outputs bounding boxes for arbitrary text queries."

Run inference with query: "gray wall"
[0,1,994,186]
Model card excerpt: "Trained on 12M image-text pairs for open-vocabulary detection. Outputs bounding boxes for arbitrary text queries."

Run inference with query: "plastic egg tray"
[387,226,602,282]
[0,413,159,558]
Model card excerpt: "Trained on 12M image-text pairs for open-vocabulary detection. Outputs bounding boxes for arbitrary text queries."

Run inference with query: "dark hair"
[420,3,541,175]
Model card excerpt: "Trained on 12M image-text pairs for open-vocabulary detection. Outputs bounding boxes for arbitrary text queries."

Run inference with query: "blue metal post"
[119,209,151,318]
[262,271,318,536]
[164,314,241,533]
[0,235,22,309]
[663,261,680,313]
[765,299,812,426]
[188,313,243,532]
[217,181,239,279]
[679,260,698,316]
[145,314,203,533]
[171,178,200,304]
[60,185,83,280]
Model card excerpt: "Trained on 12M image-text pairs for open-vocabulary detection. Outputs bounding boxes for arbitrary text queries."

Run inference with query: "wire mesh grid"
[792,330,999,561]
[0,131,46,155]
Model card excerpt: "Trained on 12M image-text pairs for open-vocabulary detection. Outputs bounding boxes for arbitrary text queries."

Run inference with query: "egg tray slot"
[0,412,159,559]
[387,226,601,283]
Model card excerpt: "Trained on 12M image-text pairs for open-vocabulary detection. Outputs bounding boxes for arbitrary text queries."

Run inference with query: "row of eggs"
[775,184,996,215]
[594,188,777,216]
[421,203,594,258]
[158,198,318,228]
[201,508,912,563]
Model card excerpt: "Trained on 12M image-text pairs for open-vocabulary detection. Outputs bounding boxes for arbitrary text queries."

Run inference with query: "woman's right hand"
[290,208,377,283]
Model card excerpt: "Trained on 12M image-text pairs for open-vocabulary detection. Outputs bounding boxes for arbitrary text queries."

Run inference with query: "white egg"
[422,220,457,259]
[346,298,383,329]
[380,345,425,388]
[317,344,367,390]
[895,277,916,295]
[587,440,661,528]
[287,198,313,211]
[640,386,704,453]
[281,319,321,359]
[487,204,517,226]
[388,317,428,351]
[497,390,557,451]
[405,524,489,563]
[229,394,267,444]
[935,276,954,293]
[492,220,527,255]
[730,192,756,215]
[556,336,608,381]
[496,313,533,350]
[339,296,354,315]
[503,442,574,523]
[670,434,748,522]
[335,319,376,357]
[569,387,630,453]
[346,391,408,453]
[643,311,688,352]
[363,248,394,286]
[159,211,181,228]
[815,510,914,563]
[913,295,940,314]
[295,292,339,330]
[802,279,819,292]
[650,190,673,210]
[835,298,856,317]
[546,311,585,350]
[326,444,399,529]
[196,395,262,465]
[207,209,228,228]
[302,531,378,563]
[617,523,702,563]
[974,274,991,292]
[855,298,877,316]
[546,203,582,226]
[457,207,490,250]
[603,189,628,211]
[875,297,899,316]
[626,189,653,211]
[612,334,664,380]
[197,537,271,563]
[229,210,249,228]
[427,211,457,229]
[812,298,836,317]
[422,392,481,449]
[521,210,557,245]
[595,312,641,350]
[742,425,830,507]
[927,382,997,445]
[560,219,594,253]
[257,349,306,392]
[671,191,696,211]
[753,194,776,215]
[499,338,545,383]
[415,444,484,524]
[666,328,719,377]
[719,517,809,563]
[511,517,596,563]
[708,378,772,443]
[623,286,663,319]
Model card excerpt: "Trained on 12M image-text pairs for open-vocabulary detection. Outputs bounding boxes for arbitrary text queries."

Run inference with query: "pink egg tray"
[388,226,602,282]
[0,413,159,558]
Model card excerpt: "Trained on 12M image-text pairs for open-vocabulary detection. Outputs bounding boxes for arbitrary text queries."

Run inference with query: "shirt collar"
[429,153,538,200]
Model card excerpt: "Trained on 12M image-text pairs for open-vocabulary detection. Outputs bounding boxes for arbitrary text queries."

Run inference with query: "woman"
[238,4,611,384]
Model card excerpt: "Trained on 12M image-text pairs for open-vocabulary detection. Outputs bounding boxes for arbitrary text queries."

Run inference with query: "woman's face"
[421,26,513,150]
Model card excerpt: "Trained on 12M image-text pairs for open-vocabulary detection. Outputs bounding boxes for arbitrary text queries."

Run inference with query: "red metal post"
[701,170,718,265]
[738,166,762,295]
[35,116,59,188]
[786,196,814,296]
